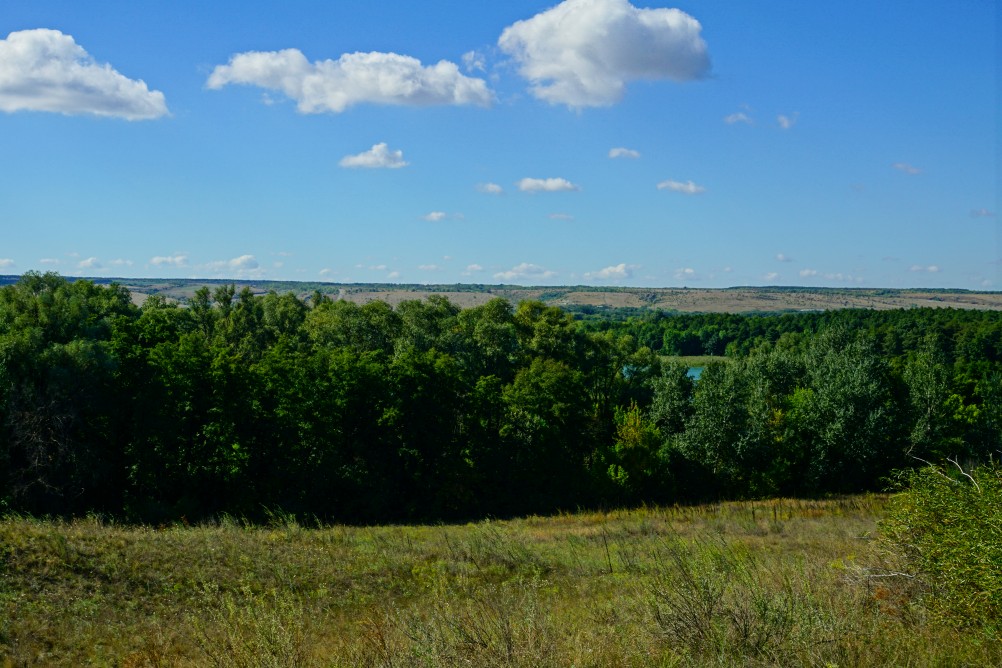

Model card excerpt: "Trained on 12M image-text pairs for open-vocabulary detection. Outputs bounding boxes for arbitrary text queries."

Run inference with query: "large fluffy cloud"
[498,0,710,108]
[0,29,167,119]
[207,49,492,113]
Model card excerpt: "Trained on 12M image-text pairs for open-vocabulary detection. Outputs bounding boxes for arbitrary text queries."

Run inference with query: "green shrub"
[882,462,1002,627]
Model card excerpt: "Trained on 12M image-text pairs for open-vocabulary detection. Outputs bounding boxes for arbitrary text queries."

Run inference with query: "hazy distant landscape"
[5,275,1000,313]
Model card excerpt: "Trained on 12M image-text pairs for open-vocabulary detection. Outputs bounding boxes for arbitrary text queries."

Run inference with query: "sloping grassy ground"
[1,497,998,666]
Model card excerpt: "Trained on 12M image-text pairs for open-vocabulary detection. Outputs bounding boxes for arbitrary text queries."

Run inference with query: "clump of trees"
[1,272,999,523]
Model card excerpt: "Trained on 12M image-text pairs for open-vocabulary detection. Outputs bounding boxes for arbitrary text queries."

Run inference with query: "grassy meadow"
[2,497,998,667]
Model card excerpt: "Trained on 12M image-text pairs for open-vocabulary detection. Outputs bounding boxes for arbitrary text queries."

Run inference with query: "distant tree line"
[0,272,999,522]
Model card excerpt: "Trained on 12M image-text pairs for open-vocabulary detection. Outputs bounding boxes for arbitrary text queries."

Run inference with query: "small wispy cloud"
[608,147,640,159]
[763,272,780,281]
[417,264,440,271]
[108,258,133,267]
[422,211,447,222]
[477,182,503,194]
[461,50,486,73]
[724,111,752,125]
[78,257,102,269]
[494,262,556,281]
[339,142,408,169]
[151,254,188,267]
[674,267,696,280]
[892,162,922,175]
[206,254,261,276]
[386,271,401,280]
[777,112,798,129]
[657,179,705,195]
[548,213,574,221]
[518,177,579,192]
[39,258,60,266]
[585,263,634,280]
[463,263,484,274]
[0,258,14,269]
[799,268,818,277]
[971,208,996,218]
[909,264,940,273]
[776,253,794,263]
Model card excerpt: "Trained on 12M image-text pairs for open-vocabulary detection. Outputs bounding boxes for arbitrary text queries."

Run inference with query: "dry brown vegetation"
[2,497,999,666]
[116,279,1002,313]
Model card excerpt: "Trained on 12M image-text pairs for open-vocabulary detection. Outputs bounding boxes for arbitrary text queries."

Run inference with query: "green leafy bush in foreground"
[883,462,1002,628]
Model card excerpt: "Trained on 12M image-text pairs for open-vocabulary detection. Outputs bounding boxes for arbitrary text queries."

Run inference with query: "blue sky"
[0,0,997,288]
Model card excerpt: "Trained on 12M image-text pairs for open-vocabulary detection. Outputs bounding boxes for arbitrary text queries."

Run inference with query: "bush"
[882,462,1002,628]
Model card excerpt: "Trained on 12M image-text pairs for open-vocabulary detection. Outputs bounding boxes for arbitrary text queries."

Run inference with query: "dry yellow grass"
[2,497,999,666]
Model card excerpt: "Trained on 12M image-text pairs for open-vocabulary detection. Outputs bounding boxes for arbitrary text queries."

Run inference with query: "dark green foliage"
[1,272,1001,522]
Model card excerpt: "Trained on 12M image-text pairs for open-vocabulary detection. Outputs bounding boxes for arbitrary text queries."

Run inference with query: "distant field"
[6,274,998,313]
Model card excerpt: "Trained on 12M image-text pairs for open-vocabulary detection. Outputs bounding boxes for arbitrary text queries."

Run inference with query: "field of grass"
[664,355,729,367]
[2,497,998,666]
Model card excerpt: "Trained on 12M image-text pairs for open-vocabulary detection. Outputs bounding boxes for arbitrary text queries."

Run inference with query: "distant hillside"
[3,274,1001,313]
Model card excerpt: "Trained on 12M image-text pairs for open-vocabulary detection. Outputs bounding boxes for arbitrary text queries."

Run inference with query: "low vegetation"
[3,495,1000,666]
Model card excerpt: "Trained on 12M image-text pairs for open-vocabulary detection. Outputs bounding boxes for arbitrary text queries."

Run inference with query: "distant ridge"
[2,274,1000,313]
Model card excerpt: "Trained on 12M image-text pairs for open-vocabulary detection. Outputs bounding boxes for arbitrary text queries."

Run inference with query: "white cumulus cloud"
[724,111,752,125]
[339,143,408,169]
[657,179,705,195]
[608,147,640,159]
[494,262,557,282]
[518,177,579,192]
[585,263,633,280]
[498,0,710,108]
[77,257,102,269]
[0,29,167,119]
[0,258,14,268]
[422,211,447,222]
[207,48,492,113]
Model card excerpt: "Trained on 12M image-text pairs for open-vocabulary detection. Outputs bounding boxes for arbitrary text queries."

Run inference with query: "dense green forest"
[1,272,1000,523]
